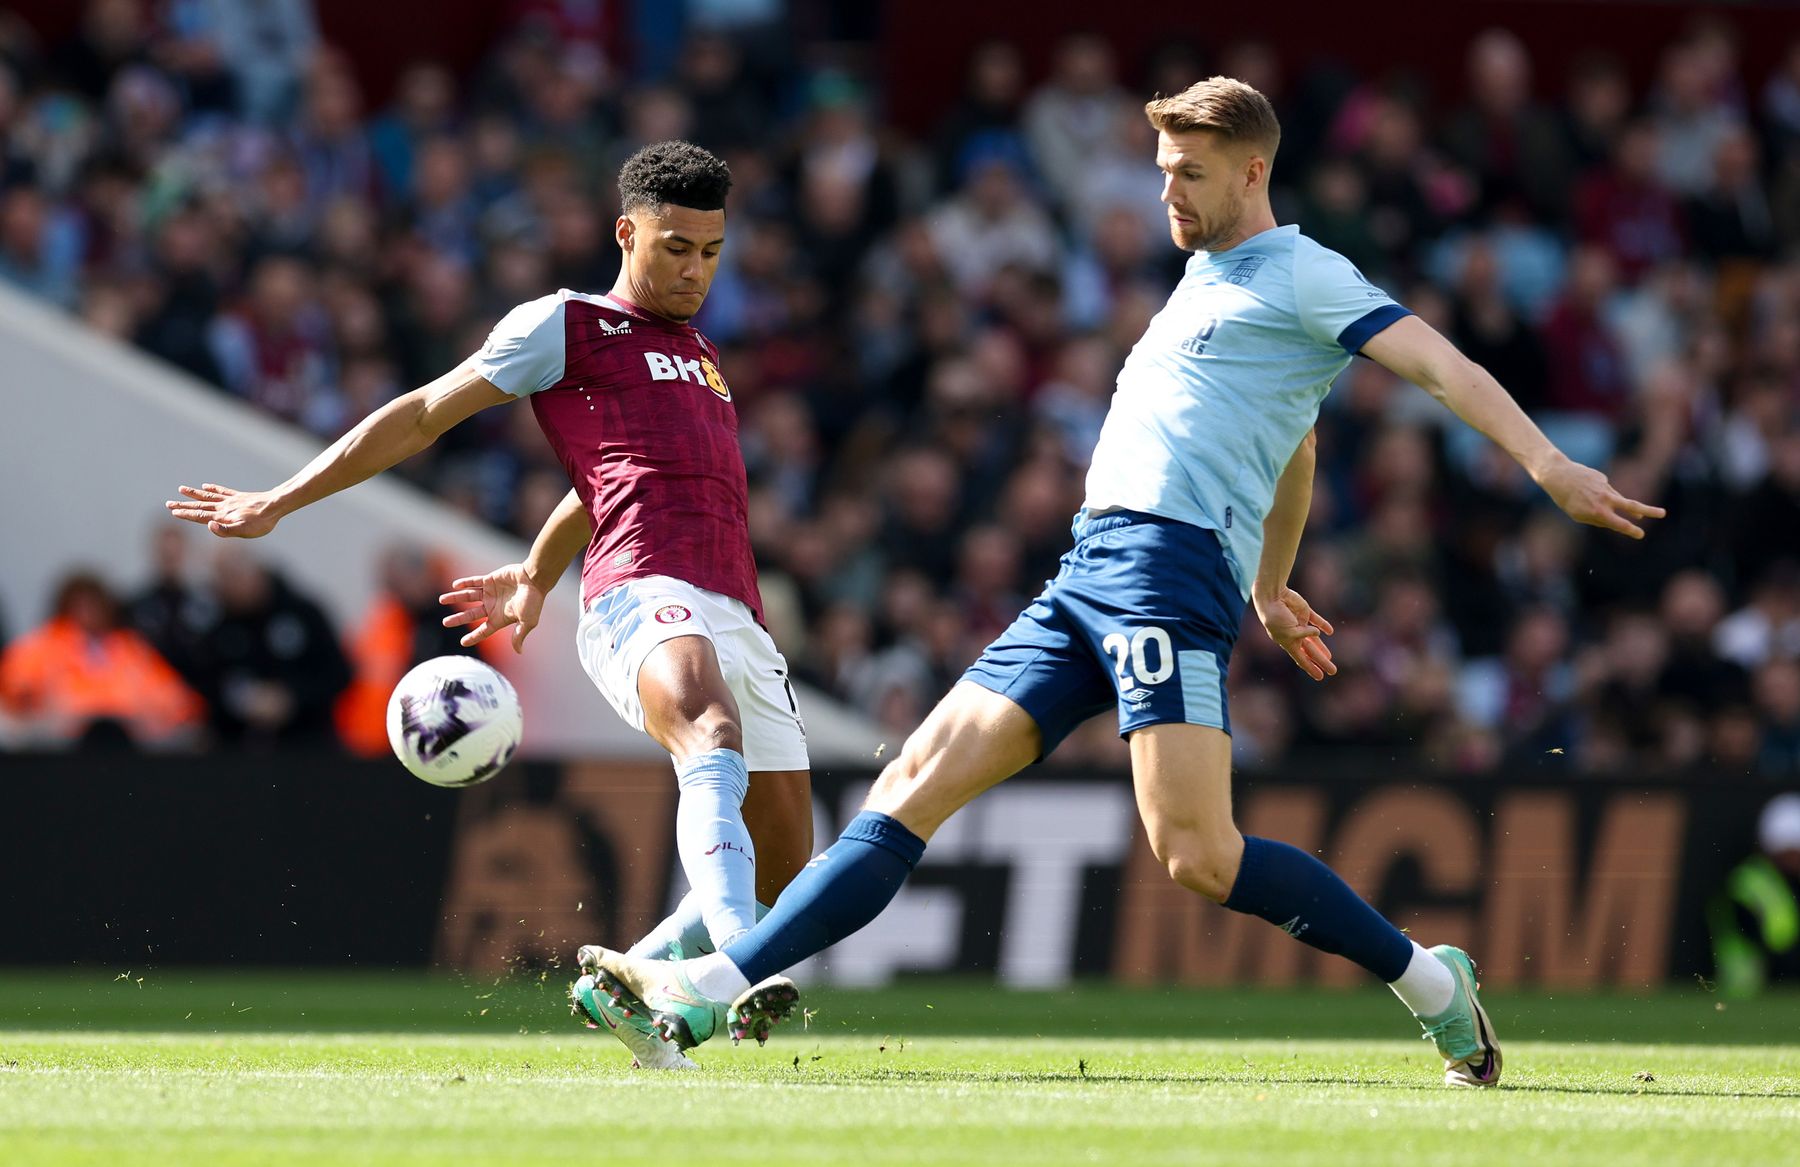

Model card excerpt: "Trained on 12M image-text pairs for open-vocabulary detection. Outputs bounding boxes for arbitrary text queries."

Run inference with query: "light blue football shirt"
[1083,224,1410,599]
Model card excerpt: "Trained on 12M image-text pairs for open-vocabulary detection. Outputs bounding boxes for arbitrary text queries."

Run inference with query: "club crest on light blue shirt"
[1226,255,1266,285]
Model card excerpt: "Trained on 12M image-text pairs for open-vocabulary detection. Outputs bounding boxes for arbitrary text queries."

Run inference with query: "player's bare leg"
[862,681,1044,838]
[638,633,745,761]
[589,682,1043,1043]
[1126,722,1242,902]
[743,769,813,904]
[1128,721,1500,1085]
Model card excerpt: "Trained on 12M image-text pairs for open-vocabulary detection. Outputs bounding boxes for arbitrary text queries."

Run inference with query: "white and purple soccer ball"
[385,656,522,787]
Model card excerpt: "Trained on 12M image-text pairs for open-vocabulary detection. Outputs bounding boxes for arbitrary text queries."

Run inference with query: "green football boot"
[1414,945,1503,1087]
[577,944,736,1050]
[569,971,697,1070]
[583,945,799,1048]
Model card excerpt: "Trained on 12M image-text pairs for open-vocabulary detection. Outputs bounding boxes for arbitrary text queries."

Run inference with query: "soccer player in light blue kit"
[583,78,1665,1084]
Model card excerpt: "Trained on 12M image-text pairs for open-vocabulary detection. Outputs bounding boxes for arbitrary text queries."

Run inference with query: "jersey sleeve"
[1293,243,1411,355]
[469,294,568,396]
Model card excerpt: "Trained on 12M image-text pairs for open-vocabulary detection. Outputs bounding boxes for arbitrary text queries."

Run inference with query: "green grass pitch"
[2,974,1797,1166]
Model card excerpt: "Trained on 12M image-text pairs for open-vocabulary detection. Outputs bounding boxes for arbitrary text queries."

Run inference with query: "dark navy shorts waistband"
[1071,507,1201,542]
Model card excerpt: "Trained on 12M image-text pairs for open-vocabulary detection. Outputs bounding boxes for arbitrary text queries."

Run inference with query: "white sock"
[627,892,769,960]
[626,891,708,959]
[673,748,759,950]
[685,951,753,1002]
[1389,941,1457,1017]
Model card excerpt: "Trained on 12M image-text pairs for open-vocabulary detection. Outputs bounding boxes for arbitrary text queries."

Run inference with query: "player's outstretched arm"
[439,489,593,652]
[1360,315,1666,540]
[166,366,512,539]
[1254,429,1337,682]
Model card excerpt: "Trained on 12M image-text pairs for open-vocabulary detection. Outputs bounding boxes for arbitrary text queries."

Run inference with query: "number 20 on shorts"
[1102,626,1174,689]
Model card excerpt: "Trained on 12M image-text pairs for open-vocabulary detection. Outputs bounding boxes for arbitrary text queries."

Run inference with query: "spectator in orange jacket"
[0,572,205,748]
[335,545,490,756]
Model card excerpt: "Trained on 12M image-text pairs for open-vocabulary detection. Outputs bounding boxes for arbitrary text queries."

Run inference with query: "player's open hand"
[1537,457,1665,540]
[165,483,284,538]
[1256,586,1337,682]
[439,563,544,653]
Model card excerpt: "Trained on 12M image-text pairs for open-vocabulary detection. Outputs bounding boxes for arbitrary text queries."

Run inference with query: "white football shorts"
[576,575,809,772]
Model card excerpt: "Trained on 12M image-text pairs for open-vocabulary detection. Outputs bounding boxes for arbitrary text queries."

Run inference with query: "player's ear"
[1244,151,1267,194]
[616,215,635,253]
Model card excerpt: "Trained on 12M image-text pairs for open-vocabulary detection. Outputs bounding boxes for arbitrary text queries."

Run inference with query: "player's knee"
[863,728,952,817]
[681,705,743,758]
[1154,826,1244,902]
[699,714,743,756]
[866,744,927,807]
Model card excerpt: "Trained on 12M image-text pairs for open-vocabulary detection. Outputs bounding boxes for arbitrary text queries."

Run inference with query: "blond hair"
[1144,76,1281,158]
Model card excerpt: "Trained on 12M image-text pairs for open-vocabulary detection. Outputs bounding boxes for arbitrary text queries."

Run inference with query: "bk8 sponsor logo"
[644,352,731,400]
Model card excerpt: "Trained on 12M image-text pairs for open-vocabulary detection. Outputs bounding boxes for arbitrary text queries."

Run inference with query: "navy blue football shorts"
[962,508,1246,758]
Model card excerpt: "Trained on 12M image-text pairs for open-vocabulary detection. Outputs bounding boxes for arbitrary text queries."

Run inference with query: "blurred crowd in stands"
[3,2,1800,778]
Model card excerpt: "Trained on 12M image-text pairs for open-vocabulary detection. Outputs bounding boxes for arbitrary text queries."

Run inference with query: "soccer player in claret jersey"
[166,141,810,1069]
[587,79,1669,1086]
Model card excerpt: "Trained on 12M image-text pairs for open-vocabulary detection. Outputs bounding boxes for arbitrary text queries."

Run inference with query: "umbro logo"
[1122,689,1155,704]
[598,318,632,335]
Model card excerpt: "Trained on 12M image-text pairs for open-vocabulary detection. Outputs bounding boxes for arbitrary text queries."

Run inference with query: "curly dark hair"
[617,140,732,215]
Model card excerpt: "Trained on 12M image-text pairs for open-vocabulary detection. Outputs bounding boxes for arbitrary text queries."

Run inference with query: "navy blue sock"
[723,811,926,984]
[1223,835,1412,982]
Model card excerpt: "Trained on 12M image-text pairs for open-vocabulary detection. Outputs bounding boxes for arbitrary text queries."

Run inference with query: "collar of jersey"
[599,293,690,330]
[1193,223,1297,263]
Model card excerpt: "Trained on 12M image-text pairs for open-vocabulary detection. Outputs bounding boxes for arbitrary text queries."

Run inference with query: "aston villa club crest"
[654,604,693,624]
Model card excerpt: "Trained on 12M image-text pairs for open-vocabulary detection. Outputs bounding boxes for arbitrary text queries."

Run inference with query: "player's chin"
[666,291,706,320]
